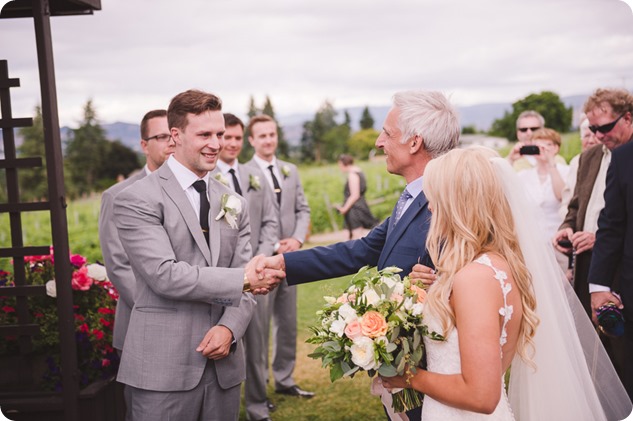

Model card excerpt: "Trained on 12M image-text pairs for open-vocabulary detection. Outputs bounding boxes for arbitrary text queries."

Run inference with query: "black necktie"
[268,165,282,205]
[228,168,243,196]
[192,180,210,244]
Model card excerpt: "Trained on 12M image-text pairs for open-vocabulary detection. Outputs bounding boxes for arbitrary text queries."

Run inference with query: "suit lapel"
[208,180,222,267]
[158,165,212,266]
[382,191,429,261]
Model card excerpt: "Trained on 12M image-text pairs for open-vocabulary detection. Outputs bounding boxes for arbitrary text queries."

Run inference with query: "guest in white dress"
[380,147,631,421]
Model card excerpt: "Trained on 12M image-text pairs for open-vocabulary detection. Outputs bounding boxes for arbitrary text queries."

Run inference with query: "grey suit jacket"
[113,163,256,392]
[98,169,146,350]
[212,165,279,256]
[244,159,310,242]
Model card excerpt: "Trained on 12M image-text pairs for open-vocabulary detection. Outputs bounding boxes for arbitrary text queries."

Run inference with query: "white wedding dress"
[421,254,515,421]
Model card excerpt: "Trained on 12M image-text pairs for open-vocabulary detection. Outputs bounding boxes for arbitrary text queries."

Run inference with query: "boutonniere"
[248,174,261,191]
[281,165,291,178]
[214,173,230,187]
[215,194,242,229]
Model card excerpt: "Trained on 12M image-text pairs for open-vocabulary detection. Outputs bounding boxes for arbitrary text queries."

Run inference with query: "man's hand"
[277,237,302,253]
[244,254,286,295]
[409,263,436,287]
[590,291,623,324]
[570,231,595,254]
[196,325,233,359]
[552,228,574,254]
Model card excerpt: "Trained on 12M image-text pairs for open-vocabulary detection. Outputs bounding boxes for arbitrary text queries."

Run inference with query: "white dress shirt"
[166,155,210,220]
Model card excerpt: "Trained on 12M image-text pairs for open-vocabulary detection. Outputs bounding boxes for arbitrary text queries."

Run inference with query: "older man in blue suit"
[261,90,460,421]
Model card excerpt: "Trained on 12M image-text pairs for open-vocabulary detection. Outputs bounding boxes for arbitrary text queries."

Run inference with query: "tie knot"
[268,165,274,171]
[228,168,236,174]
[400,190,412,201]
[192,179,207,193]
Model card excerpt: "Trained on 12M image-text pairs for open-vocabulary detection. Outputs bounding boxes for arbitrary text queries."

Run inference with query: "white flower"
[338,303,358,322]
[215,194,242,229]
[249,174,261,191]
[403,296,415,311]
[350,336,377,370]
[382,275,404,295]
[329,318,347,337]
[214,173,230,187]
[46,280,57,298]
[86,263,108,281]
[324,296,337,305]
[411,303,424,316]
[362,289,381,306]
[281,165,291,178]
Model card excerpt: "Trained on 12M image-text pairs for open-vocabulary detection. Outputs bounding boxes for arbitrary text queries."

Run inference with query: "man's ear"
[410,135,423,154]
[171,128,182,146]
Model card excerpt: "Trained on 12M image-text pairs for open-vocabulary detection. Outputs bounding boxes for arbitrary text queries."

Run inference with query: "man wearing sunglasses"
[507,110,566,171]
[553,88,633,388]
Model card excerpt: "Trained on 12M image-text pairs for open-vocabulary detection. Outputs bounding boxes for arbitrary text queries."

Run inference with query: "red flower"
[71,266,93,291]
[98,308,115,315]
[101,359,111,367]
[2,306,15,314]
[99,318,113,328]
[70,254,87,268]
[34,312,44,318]
[79,323,89,333]
[74,314,85,322]
[91,329,104,340]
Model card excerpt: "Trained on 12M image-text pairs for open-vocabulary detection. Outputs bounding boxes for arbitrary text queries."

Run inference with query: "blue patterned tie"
[393,189,412,225]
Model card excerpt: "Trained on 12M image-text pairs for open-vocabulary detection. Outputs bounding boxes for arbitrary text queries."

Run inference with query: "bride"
[381,147,631,420]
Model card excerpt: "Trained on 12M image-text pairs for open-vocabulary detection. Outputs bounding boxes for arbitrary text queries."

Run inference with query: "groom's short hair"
[168,89,222,131]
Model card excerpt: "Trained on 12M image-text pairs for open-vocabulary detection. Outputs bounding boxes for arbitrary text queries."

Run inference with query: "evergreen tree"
[261,96,289,159]
[359,106,375,130]
[100,140,141,188]
[64,100,110,197]
[17,106,48,201]
[247,95,259,119]
[299,120,315,163]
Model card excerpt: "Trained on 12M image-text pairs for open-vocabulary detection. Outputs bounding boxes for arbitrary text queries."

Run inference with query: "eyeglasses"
[589,113,625,134]
[517,127,541,133]
[144,134,172,142]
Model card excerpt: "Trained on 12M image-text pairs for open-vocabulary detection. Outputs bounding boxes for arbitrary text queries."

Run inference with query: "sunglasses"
[589,113,625,134]
[517,127,541,133]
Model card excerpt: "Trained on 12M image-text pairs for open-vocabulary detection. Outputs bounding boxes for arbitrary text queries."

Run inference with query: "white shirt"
[583,146,611,233]
[216,160,241,192]
[166,155,210,220]
[252,154,282,191]
[401,175,424,215]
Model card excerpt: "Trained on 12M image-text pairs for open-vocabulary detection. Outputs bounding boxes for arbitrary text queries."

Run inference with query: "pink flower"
[410,285,427,303]
[71,266,93,291]
[390,293,404,304]
[344,319,363,340]
[360,311,389,338]
[101,359,111,367]
[70,254,87,268]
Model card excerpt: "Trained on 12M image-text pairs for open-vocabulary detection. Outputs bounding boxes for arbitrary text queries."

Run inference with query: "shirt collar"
[216,159,238,174]
[253,154,278,171]
[167,155,209,190]
[405,174,424,199]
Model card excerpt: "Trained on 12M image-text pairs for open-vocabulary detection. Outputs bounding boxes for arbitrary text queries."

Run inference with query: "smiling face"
[249,121,278,161]
[219,124,244,165]
[375,107,412,178]
[172,111,225,177]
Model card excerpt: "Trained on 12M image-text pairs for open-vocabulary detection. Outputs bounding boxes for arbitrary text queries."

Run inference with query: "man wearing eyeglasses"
[507,110,566,171]
[553,88,633,387]
[99,109,175,355]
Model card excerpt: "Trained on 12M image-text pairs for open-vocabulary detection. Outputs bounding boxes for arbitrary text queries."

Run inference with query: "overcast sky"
[1,0,632,127]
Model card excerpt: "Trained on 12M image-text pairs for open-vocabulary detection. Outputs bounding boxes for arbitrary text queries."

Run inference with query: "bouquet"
[307,266,443,413]
[0,248,120,391]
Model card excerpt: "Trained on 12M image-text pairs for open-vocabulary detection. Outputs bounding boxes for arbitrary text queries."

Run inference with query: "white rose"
[338,303,357,322]
[411,303,424,316]
[46,280,57,298]
[86,263,108,281]
[225,195,242,214]
[329,318,346,337]
[362,289,381,306]
[350,336,378,370]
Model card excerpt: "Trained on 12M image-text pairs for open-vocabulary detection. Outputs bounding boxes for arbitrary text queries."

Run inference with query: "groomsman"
[259,90,461,421]
[211,113,280,421]
[243,114,314,415]
[99,108,174,354]
[113,90,283,421]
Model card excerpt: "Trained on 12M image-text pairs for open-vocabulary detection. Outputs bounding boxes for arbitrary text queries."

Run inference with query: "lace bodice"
[421,254,515,421]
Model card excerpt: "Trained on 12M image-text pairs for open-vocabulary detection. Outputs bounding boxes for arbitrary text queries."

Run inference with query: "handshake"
[243,254,286,295]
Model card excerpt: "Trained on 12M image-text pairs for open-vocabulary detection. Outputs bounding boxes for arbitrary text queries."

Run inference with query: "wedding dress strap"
[474,254,513,347]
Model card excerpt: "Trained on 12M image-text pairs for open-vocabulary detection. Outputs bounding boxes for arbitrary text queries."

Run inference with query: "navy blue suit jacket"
[588,139,633,320]
[285,191,432,284]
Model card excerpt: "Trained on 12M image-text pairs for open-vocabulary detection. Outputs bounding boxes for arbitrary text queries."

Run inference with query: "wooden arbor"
[1,1,102,420]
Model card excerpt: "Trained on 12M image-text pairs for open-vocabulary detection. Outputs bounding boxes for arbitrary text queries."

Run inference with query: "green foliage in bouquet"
[0,248,119,391]
[307,266,443,413]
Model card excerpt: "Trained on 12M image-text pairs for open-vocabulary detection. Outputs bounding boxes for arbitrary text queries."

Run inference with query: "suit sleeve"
[290,166,311,244]
[99,188,136,308]
[114,187,244,306]
[588,152,626,288]
[284,219,388,285]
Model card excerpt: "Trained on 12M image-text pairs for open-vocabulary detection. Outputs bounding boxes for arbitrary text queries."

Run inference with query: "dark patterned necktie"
[192,180,210,243]
[393,189,412,225]
[228,168,243,195]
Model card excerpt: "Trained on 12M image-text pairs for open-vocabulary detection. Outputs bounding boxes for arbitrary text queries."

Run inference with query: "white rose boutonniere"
[249,174,261,191]
[215,193,242,229]
[214,173,230,187]
[281,165,291,178]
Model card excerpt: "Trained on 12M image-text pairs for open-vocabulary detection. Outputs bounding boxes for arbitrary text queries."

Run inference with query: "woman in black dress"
[336,154,379,239]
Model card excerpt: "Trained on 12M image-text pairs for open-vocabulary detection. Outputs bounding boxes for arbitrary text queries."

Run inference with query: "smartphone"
[557,239,573,248]
[519,145,540,155]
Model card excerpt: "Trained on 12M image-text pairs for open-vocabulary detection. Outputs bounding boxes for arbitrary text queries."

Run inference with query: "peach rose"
[360,311,389,338]
[344,319,363,339]
[410,285,427,303]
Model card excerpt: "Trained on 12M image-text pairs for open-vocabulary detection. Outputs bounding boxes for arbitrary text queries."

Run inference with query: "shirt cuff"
[589,283,611,293]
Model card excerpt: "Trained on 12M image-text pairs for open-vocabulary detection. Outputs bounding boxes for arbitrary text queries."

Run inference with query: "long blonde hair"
[423,147,538,363]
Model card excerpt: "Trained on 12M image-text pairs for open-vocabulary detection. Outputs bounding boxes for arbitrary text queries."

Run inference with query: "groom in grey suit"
[99,109,174,354]
[113,90,284,421]
[212,113,280,421]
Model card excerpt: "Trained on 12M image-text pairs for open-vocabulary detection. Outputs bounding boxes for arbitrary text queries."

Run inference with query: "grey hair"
[392,90,461,158]
[516,110,545,129]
